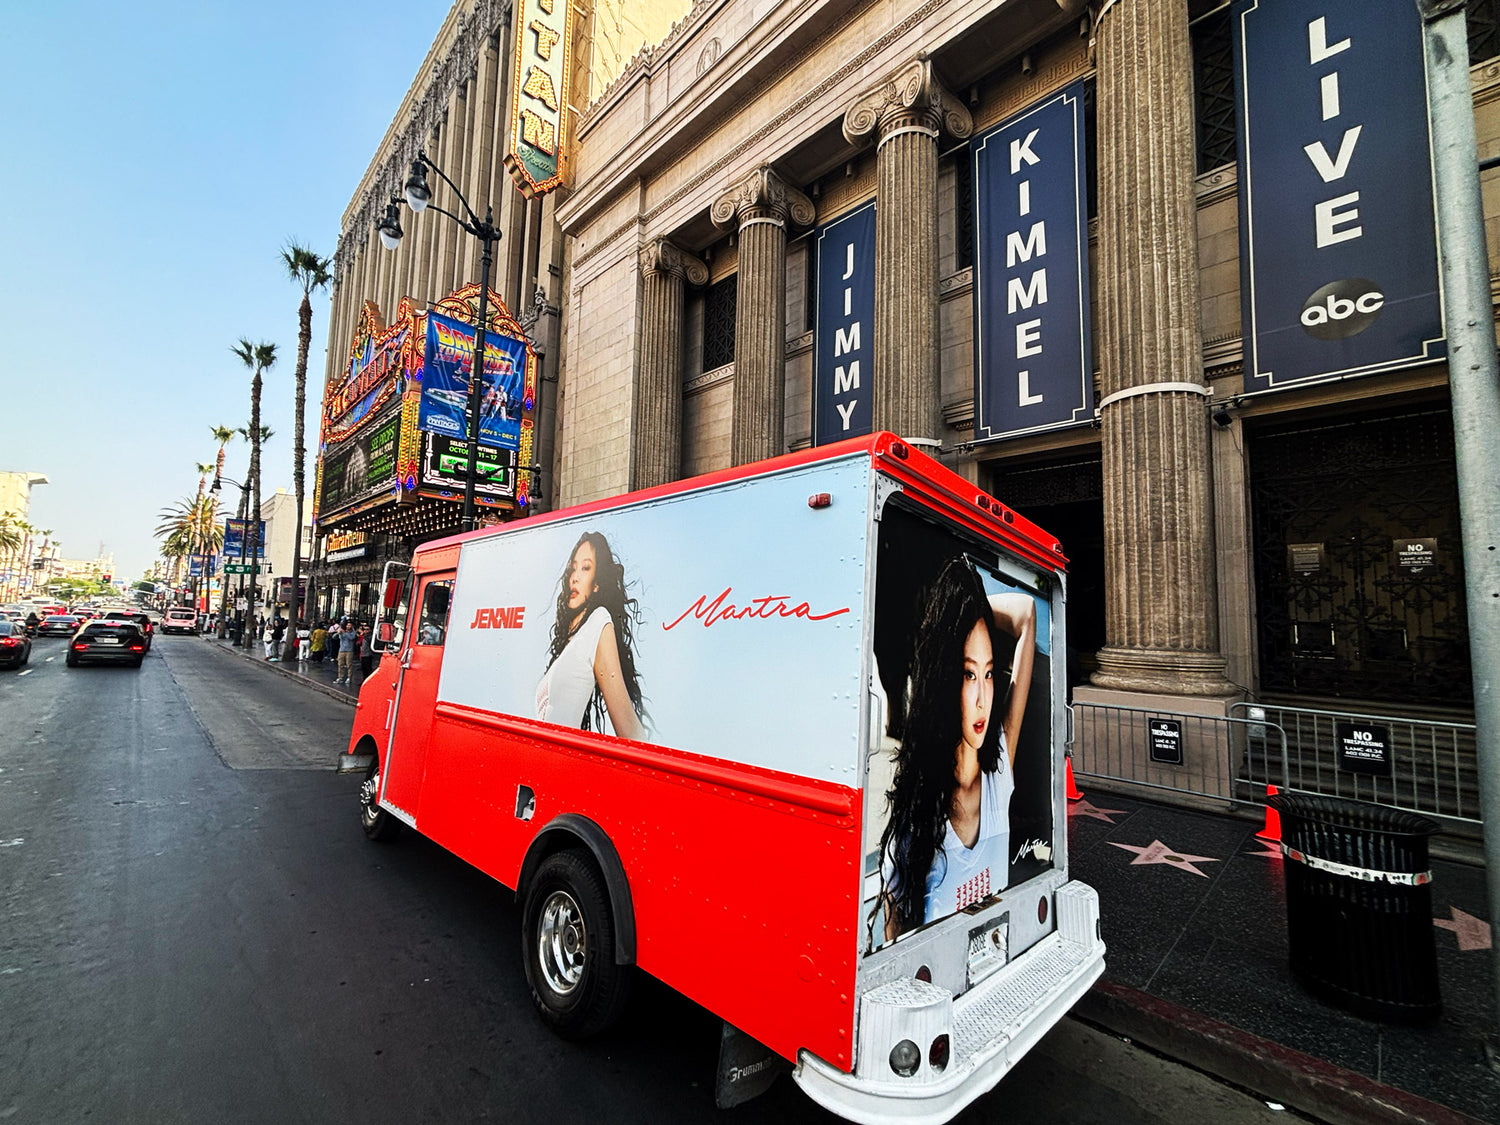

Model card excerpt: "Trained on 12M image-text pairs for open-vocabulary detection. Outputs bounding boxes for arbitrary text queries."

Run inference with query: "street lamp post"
[378,150,501,532]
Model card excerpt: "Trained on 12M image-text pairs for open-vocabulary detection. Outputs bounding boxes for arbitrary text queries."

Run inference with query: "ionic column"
[633,240,709,489]
[711,166,814,465]
[844,59,972,443]
[1091,0,1232,695]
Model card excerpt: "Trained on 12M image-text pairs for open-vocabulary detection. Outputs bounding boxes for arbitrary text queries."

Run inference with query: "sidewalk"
[203,633,361,704]
[1066,781,1498,1124]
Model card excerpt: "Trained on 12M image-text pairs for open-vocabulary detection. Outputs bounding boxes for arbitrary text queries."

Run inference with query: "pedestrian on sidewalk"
[296,621,311,663]
[310,621,327,663]
[262,618,276,660]
[270,616,286,661]
[358,622,373,679]
[335,618,355,684]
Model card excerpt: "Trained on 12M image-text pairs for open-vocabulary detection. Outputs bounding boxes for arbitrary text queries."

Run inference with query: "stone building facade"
[548,0,1499,808]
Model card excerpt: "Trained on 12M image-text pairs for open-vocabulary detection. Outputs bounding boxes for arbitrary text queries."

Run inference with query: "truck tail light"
[889,1039,920,1077]
[929,1034,950,1072]
[807,493,831,509]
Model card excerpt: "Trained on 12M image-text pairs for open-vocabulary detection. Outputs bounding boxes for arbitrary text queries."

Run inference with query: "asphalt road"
[0,634,1306,1124]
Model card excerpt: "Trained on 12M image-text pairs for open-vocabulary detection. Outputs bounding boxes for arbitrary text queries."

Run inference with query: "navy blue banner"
[1235,0,1444,390]
[419,311,526,451]
[813,202,875,445]
[973,82,1094,442]
[223,519,266,560]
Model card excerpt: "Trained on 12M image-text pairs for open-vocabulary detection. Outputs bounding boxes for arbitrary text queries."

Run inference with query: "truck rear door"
[381,571,455,823]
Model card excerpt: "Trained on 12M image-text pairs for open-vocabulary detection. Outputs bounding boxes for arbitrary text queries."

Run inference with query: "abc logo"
[1300,278,1384,340]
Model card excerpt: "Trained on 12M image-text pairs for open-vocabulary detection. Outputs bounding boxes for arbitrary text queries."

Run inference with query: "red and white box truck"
[345,432,1104,1123]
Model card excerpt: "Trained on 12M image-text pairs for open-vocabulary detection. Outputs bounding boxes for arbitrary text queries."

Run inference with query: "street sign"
[224,563,261,575]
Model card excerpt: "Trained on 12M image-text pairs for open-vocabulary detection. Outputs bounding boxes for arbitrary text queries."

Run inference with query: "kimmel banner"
[813,202,875,445]
[1234,0,1444,390]
[972,82,1094,442]
[419,311,527,452]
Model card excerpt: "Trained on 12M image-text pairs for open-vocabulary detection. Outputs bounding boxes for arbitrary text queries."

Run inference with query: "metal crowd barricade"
[1228,703,1480,825]
[1067,700,1288,808]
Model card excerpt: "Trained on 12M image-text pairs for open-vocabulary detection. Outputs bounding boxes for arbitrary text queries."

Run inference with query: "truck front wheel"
[522,850,632,1039]
[359,754,402,842]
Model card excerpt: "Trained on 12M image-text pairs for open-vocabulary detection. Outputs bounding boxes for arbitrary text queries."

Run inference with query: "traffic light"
[102,573,112,583]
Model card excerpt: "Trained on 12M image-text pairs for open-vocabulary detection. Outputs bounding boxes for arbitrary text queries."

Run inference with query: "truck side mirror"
[372,621,401,652]
[383,578,404,610]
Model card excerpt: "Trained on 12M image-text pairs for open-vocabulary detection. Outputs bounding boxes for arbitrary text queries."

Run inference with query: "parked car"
[37,614,81,637]
[161,607,199,635]
[102,610,153,650]
[66,621,147,668]
[0,620,31,669]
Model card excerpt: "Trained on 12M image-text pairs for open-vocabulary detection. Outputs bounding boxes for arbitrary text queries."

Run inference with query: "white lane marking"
[17,669,31,677]
[0,839,23,848]
[45,657,54,662]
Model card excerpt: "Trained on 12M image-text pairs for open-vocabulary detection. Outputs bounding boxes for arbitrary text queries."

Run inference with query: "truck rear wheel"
[359,754,402,842]
[523,850,632,1039]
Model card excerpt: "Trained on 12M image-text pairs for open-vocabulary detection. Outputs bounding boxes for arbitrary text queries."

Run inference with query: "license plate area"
[966,911,1010,988]
[96,636,120,645]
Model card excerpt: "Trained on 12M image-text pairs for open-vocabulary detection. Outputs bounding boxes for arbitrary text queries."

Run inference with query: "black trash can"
[1269,793,1440,1023]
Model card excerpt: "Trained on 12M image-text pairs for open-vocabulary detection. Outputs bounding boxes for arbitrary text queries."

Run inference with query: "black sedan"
[37,614,81,637]
[0,620,31,668]
[102,610,154,650]
[66,621,147,668]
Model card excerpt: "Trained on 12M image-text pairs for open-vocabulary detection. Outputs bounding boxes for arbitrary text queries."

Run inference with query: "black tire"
[522,850,632,1039]
[131,657,143,668]
[65,653,78,668]
[359,753,402,842]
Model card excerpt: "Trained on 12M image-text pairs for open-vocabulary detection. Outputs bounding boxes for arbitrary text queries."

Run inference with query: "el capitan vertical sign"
[505,0,575,198]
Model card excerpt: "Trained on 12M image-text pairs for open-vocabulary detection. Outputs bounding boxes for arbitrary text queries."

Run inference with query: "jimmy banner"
[1234,0,1444,390]
[418,310,527,451]
[813,202,875,445]
[973,81,1094,442]
[222,519,266,559]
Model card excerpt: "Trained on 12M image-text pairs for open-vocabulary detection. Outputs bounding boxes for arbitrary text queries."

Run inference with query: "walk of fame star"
[1108,839,1221,877]
[1433,907,1492,951]
[1068,799,1127,824]
[1245,839,1285,860]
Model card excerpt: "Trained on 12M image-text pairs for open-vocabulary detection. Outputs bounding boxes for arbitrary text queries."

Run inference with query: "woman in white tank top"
[535,532,646,741]
[875,556,1036,945]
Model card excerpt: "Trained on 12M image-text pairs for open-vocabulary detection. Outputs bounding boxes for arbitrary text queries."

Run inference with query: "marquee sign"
[972,82,1094,442]
[505,0,574,198]
[813,202,875,446]
[319,410,401,517]
[1234,0,1444,390]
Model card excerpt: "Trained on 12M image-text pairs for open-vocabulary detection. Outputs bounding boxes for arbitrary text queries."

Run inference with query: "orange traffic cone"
[1065,755,1084,801]
[1257,784,1282,841]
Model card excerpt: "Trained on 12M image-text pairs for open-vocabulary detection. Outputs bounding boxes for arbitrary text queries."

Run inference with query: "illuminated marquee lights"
[505,0,574,199]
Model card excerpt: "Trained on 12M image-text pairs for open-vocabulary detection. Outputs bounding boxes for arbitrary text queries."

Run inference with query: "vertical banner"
[419,311,528,452]
[1235,0,1444,390]
[972,81,1094,442]
[813,202,875,445]
[505,0,575,198]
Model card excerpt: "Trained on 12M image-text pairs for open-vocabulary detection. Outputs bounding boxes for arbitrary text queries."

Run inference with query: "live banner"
[813,202,875,445]
[972,81,1093,442]
[1234,0,1444,390]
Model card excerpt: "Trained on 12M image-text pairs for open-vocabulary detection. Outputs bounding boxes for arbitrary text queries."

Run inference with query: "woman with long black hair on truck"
[535,531,647,741]
[875,554,1036,944]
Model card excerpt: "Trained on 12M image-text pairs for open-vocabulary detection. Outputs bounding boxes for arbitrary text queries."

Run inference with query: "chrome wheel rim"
[359,770,380,826]
[537,889,586,996]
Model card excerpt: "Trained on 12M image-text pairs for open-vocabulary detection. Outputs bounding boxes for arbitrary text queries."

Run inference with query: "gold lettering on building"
[522,65,560,110]
[537,0,554,12]
[529,19,560,61]
[520,109,557,155]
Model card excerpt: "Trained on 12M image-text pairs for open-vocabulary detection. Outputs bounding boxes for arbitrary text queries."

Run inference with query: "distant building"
[0,471,48,521]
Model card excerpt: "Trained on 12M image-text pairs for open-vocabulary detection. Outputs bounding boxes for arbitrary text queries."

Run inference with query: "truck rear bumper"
[794,881,1105,1125]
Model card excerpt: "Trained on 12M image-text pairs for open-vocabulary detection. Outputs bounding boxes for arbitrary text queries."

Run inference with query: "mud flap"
[715,1021,791,1109]
[338,753,375,773]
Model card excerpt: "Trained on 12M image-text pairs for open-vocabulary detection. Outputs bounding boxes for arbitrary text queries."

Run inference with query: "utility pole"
[1418,0,1500,1065]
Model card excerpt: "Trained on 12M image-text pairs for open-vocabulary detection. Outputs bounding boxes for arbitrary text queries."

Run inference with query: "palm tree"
[232,340,277,641]
[211,424,236,482]
[281,243,333,657]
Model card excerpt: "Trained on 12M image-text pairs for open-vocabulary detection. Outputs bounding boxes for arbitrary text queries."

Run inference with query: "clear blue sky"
[0,1,449,583]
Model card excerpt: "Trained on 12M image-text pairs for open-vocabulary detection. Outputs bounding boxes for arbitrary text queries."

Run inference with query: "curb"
[201,637,358,708]
[1073,980,1488,1125]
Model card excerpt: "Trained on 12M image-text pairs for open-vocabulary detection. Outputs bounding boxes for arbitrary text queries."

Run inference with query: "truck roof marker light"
[1038,895,1049,924]
[1001,509,1014,524]
[808,493,832,509]
[1054,542,1064,554]
[915,965,932,983]
[929,1033,950,1073]
[891,441,909,459]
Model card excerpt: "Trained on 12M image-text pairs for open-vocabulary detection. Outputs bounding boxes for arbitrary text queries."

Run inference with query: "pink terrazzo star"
[1434,907,1492,952]
[1108,839,1221,877]
[1245,839,1285,860]
[1068,799,1128,824]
